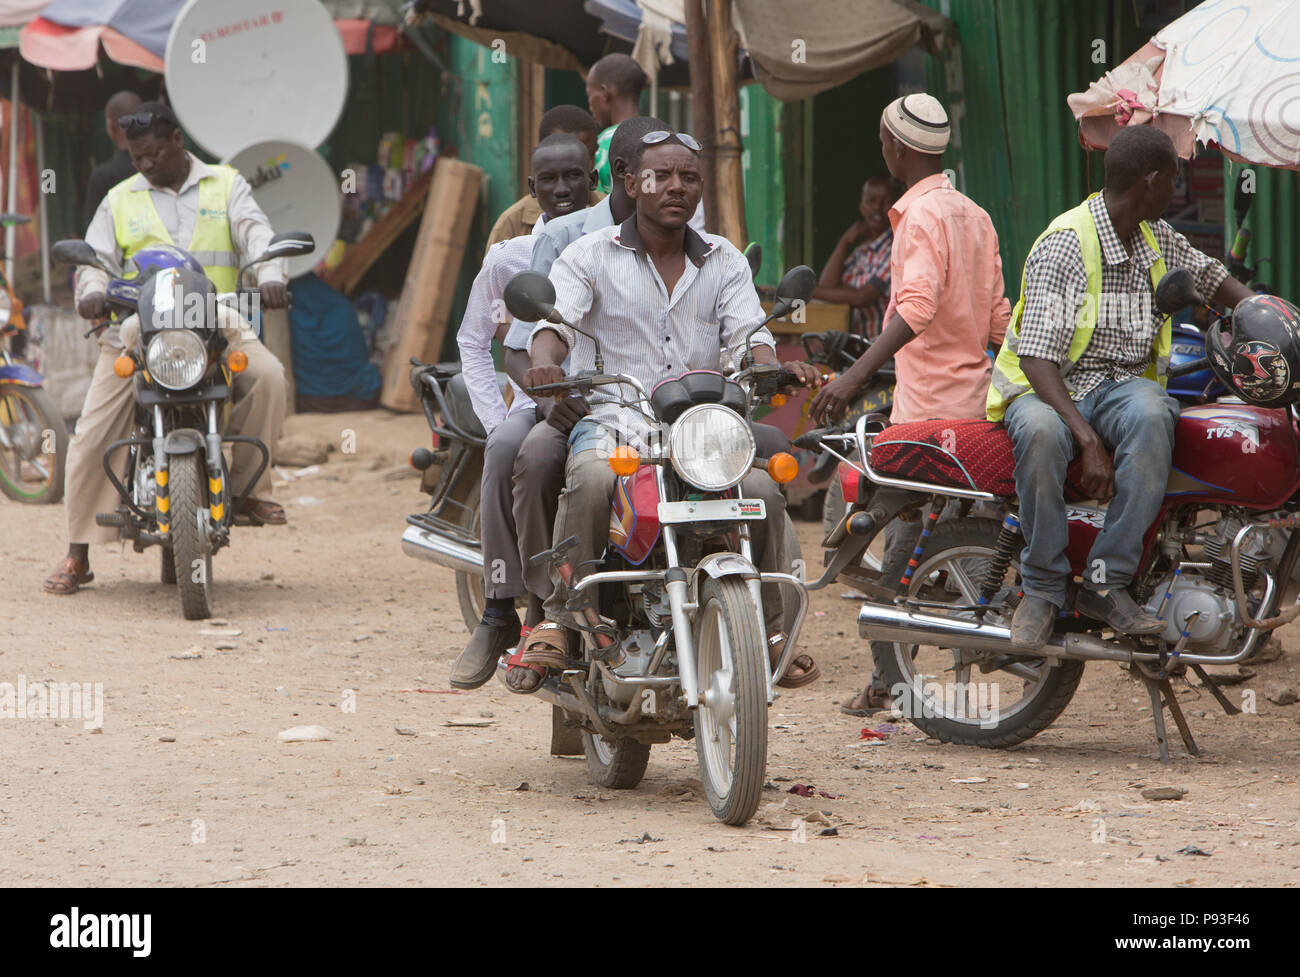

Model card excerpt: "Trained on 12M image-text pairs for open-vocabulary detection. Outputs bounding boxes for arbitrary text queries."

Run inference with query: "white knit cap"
[882,94,950,155]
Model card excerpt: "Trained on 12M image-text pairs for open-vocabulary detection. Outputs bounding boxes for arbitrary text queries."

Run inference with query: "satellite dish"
[165,0,348,158]
[224,140,341,278]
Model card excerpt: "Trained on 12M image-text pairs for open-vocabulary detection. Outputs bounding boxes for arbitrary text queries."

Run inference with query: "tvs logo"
[1230,339,1289,400]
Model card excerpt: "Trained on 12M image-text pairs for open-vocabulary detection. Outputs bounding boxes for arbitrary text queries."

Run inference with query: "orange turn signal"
[113,354,135,378]
[770,393,788,408]
[767,451,799,484]
[227,350,249,373]
[608,446,640,476]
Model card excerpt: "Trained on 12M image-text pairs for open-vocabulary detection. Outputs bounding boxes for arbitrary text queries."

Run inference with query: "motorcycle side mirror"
[51,239,105,269]
[259,231,316,262]
[770,264,817,319]
[503,271,559,323]
[1156,268,1204,315]
[744,242,763,281]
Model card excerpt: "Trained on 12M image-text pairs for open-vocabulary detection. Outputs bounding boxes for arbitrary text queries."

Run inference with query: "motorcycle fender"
[0,363,43,387]
[690,552,760,602]
[162,429,205,456]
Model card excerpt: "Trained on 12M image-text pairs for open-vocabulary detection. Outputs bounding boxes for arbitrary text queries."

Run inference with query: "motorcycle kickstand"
[1138,672,1200,763]
[1141,676,1172,764]
[1188,663,1243,715]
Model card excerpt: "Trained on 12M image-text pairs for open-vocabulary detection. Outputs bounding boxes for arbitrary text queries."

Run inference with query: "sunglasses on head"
[117,110,173,135]
[641,130,702,152]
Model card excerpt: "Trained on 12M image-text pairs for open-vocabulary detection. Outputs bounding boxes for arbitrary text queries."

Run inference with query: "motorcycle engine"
[133,456,157,509]
[1143,516,1283,650]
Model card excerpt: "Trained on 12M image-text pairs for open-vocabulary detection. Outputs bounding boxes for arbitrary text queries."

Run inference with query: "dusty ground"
[3,408,1299,888]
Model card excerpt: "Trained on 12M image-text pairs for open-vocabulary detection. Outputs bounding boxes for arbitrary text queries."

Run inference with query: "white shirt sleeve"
[716,243,774,363]
[73,195,119,304]
[226,171,287,286]
[457,247,513,434]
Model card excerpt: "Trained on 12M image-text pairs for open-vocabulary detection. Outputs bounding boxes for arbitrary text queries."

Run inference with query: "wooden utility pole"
[684,0,717,234]
[703,0,747,247]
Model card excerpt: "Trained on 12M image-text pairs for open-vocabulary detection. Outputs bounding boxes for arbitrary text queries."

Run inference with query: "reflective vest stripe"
[107,167,239,292]
[986,194,1170,421]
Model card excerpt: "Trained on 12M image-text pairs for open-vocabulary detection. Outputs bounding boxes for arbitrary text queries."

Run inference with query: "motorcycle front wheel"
[168,452,213,620]
[0,383,66,504]
[694,575,768,826]
[871,519,1084,748]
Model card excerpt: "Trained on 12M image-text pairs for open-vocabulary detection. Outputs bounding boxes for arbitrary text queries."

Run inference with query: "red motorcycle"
[803,271,1300,761]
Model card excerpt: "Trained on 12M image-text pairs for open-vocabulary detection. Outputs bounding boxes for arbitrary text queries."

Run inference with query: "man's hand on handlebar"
[780,360,824,391]
[259,281,289,310]
[523,363,566,395]
[77,293,107,321]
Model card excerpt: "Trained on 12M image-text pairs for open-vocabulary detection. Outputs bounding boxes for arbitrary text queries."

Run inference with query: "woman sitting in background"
[812,175,901,339]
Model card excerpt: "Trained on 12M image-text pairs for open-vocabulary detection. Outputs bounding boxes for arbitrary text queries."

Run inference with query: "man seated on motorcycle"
[450,133,597,688]
[43,101,289,596]
[512,131,823,693]
[988,126,1254,649]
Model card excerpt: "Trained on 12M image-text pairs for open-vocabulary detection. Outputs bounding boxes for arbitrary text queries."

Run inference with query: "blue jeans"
[1004,378,1178,606]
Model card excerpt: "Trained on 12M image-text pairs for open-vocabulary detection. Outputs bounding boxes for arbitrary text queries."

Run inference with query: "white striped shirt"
[528,217,774,444]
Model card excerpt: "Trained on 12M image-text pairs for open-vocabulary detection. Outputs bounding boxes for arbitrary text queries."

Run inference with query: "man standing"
[449,134,597,688]
[512,131,822,692]
[485,106,604,251]
[585,54,648,194]
[808,94,1011,715]
[44,102,289,595]
[988,126,1253,649]
[83,91,143,230]
[812,175,900,339]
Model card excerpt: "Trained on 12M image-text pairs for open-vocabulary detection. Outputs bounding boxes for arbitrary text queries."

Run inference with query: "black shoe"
[450,619,522,689]
[1011,595,1058,651]
[1075,587,1164,635]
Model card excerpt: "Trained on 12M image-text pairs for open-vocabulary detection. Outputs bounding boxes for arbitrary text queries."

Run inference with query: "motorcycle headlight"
[145,329,207,390]
[668,404,756,492]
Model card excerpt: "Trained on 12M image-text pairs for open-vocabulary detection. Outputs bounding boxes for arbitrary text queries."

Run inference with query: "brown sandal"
[771,640,821,689]
[43,556,94,595]
[840,685,893,717]
[238,497,287,525]
[506,622,570,695]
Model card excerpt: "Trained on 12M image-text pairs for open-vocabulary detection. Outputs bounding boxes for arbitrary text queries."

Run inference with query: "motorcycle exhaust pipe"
[857,601,1136,663]
[400,524,483,576]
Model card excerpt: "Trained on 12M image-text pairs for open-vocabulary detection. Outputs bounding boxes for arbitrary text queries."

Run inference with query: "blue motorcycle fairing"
[0,362,43,386]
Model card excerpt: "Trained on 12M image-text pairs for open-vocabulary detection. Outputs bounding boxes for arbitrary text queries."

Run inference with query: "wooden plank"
[320,166,435,296]
[379,157,483,412]
[761,299,851,335]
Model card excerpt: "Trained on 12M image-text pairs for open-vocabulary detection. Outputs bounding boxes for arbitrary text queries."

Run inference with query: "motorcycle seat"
[869,419,1017,496]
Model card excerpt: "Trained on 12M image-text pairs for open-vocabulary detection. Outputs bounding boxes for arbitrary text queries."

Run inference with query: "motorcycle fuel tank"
[609,466,661,565]
[1167,402,1300,507]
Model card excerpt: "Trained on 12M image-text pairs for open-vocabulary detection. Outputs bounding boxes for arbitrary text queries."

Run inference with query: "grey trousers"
[480,409,540,599]
[544,446,790,633]
[511,418,569,602]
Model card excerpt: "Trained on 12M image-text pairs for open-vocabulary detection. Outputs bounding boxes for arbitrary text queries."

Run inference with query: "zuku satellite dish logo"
[249,153,290,190]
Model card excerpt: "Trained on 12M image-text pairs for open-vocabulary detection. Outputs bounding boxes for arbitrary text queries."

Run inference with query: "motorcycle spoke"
[941,558,982,606]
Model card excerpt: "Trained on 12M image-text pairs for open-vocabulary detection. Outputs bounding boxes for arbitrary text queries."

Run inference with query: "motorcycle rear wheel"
[168,453,213,620]
[0,383,66,504]
[582,729,651,789]
[871,519,1084,748]
[694,575,768,825]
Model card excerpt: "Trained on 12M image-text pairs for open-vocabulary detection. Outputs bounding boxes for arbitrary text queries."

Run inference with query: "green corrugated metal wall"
[921,0,1108,296]
[1228,164,1299,301]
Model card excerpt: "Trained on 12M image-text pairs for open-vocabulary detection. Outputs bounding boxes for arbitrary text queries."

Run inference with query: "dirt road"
[3,409,1299,887]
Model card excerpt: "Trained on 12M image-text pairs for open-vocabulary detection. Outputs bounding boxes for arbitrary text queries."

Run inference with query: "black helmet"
[1206,294,1300,407]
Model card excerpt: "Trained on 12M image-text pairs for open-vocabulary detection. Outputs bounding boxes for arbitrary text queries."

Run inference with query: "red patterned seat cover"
[869,419,1017,496]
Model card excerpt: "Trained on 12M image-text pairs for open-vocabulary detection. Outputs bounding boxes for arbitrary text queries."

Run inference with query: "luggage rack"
[407,509,478,547]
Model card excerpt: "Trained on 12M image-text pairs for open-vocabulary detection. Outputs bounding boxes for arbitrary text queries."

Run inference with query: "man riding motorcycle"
[44,101,289,596]
[515,130,823,692]
[988,126,1255,649]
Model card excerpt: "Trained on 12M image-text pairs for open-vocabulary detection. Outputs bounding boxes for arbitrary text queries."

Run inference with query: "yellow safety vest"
[986,194,1170,421]
[107,165,240,292]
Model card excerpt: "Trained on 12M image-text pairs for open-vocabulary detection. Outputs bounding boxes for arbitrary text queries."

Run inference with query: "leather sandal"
[771,639,821,689]
[237,497,287,525]
[506,622,569,695]
[43,556,94,595]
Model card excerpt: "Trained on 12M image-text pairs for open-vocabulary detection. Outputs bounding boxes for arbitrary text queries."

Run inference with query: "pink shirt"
[883,173,1011,423]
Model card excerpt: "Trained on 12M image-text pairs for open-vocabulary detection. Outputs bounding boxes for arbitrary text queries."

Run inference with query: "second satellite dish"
[226,140,341,279]
[165,0,348,158]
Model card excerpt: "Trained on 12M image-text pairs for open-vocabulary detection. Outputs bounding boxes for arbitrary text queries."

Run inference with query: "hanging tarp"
[733,0,951,101]
[1068,0,1300,170]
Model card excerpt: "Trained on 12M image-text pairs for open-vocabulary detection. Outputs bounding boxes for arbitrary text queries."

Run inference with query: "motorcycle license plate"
[658,499,766,523]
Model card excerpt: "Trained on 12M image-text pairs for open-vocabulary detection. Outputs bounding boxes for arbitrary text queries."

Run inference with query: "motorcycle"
[50,232,314,619]
[0,212,67,504]
[801,269,1300,762]
[408,267,816,825]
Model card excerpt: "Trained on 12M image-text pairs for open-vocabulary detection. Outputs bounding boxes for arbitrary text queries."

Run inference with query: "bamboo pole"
[684,0,717,234]
[703,0,746,247]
